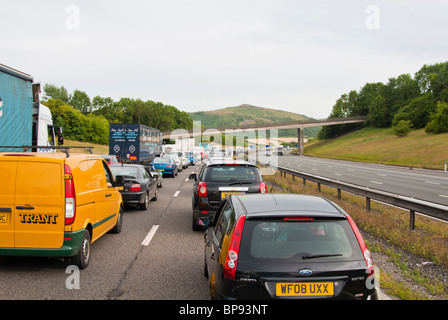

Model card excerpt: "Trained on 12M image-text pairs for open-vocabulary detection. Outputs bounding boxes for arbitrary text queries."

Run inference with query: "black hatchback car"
[110,164,158,210]
[201,193,378,300]
[189,159,267,231]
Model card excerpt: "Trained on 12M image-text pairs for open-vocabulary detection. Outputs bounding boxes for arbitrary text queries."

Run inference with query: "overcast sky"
[1,0,447,119]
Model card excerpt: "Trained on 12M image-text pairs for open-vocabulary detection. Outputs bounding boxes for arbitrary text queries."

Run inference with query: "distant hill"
[189,104,321,137]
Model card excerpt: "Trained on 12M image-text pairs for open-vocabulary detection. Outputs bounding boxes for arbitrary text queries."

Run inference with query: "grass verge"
[305,127,448,170]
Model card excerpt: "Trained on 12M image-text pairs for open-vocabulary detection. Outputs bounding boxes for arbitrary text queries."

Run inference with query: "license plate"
[221,192,245,199]
[157,169,164,172]
[276,282,334,297]
[0,213,7,224]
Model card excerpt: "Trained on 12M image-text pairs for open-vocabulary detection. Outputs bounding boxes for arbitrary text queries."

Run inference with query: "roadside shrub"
[393,120,413,137]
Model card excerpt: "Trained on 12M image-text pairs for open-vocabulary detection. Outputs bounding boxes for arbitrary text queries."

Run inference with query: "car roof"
[109,163,144,168]
[232,193,346,219]
[205,158,255,166]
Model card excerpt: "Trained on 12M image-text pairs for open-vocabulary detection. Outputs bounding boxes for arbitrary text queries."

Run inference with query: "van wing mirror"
[189,173,197,181]
[115,175,125,187]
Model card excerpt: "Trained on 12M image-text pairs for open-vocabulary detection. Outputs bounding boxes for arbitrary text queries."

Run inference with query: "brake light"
[346,214,373,272]
[198,182,207,197]
[283,217,314,221]
[260,182,267,193]
[224,215,246,280]
[129,184,141,192]
[64,165,76,225]
[166,165,173,168]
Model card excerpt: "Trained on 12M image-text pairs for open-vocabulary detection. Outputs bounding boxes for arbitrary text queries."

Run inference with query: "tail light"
[64,165,76,225]
[260,182,267,193]
[198,182,207,197]
[224,215,246,280]
[129,184,141,192]
[346,214,373,272]
[166,165,173,168]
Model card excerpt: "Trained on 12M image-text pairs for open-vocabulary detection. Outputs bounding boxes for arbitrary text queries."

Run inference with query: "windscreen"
[152,158,170,164]
[204,165,262,182]
[239,219,363,263]
[110,166,138,179]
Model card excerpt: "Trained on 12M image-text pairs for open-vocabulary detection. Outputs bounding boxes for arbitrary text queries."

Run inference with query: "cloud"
[1,1,447,119]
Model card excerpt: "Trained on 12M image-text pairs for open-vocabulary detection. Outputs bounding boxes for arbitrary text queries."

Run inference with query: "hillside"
[189,104,321,137]
[305,127,448,170]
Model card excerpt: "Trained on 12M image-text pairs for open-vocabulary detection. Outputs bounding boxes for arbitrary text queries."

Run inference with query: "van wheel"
[72,230,91,270]
[111,206,123,234]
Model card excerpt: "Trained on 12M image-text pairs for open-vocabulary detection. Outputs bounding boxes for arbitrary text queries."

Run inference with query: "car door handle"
[0,208,12,213]
[16,206,35,210]
[105,194,112,197]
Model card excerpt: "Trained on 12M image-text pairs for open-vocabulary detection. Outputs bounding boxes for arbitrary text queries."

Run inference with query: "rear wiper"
[303,254,343,260]
[228,181,253,186]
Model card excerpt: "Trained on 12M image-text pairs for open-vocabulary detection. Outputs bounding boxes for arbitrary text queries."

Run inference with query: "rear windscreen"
[240,219,363,263]
[204,165,262,182]
[110,166,138,179]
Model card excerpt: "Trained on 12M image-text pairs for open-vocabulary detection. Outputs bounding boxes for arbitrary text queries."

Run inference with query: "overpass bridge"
[163,116,367,155]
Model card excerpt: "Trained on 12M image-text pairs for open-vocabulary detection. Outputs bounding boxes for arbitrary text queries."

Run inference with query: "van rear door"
[0,156,18,247]
[14,157,65,249]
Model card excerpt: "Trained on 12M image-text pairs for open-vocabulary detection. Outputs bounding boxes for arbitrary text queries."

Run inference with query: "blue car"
[151,157,178,178]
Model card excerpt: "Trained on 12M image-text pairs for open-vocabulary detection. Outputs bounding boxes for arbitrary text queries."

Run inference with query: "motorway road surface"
[0,163,390,301]
[255,152,448,207]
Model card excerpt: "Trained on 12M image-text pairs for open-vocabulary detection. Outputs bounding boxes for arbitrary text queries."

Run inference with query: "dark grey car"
[202,193,378,300]
[110,164,158,210]
[189,159,267,231]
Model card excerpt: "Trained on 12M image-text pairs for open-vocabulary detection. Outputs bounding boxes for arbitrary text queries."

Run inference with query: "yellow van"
[0,152,124,269]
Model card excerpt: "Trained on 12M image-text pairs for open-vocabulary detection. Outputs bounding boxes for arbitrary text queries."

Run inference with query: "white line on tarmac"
[141,225,159,246]
[425,181,441,185]
[173,191,180,197]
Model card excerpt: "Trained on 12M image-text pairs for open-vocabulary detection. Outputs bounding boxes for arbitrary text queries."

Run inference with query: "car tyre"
[140,192,149,210]
[192,215,201,231]
[72,229,91,270]
[151,187,159,201]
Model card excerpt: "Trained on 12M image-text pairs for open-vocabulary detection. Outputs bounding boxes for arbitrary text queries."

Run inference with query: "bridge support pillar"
[297,127,304,155]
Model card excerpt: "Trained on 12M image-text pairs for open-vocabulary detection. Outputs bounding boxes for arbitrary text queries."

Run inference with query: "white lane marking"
[142,225,159,246]
[370,181,383,185]
[425,181,441,185]
[173,191,180,197]
[439,195,448,199]
[185,178,189,182]
[377,173,388,177]
[334,173,342,176]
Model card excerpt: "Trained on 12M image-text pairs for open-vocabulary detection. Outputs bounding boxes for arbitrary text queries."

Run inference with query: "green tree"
[43,84,70,103]
[70,90,91,114]
[368,95,390,128]
[425,101,448,134]
[392,93,436,129]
